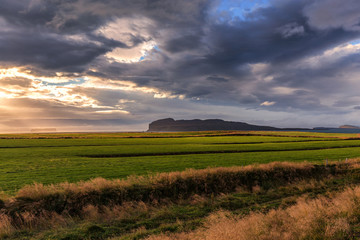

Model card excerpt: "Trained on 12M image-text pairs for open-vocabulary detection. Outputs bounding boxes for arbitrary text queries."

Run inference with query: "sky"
[0,0,360,132]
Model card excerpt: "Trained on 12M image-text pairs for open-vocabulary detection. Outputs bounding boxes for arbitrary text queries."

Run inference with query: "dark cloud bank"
[0,0,360,130]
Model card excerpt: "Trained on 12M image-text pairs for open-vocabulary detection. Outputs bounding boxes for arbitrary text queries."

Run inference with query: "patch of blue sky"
[38,78,86,86]
[214,0,270,21]
[138,45,160,61]
[350,39,360,45]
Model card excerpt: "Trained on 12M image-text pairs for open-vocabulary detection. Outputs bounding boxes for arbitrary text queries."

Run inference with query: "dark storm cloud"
[0,0,108,33]
[1,0,360,115]
[304,0,360,31]
[0,29,109,71]
[0,0,210,32]
[192,1,358,71]
[146,0,360,112]
[0,0,212,71]
[164,35,204,53]
[86,0,360,113]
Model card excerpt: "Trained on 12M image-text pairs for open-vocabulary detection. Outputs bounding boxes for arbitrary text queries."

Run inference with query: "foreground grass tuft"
[148,185,360,240]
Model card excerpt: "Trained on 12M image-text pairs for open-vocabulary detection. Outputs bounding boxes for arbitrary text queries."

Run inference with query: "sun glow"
[0,68,31,79]
[95,109,130,114]
[0,67,76,83]
[0,68,107,109]
[0,67,183,117]
[84,76,185,99]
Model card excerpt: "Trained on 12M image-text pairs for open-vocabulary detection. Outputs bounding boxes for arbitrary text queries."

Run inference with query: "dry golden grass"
[148,186,360,240]
[13,158,358,206]
[81,201,150,222]
[15,161,317,200]
[0,201,151,237]
[1,159,359,238]
[0,210,73,237]
[0,214,13,236]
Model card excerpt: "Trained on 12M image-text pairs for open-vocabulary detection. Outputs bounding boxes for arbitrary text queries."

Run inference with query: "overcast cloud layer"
[0,0,360,132]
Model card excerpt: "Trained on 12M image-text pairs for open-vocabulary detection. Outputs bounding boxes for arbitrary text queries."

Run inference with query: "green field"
[2,131,360,240]
[1,131,360,194]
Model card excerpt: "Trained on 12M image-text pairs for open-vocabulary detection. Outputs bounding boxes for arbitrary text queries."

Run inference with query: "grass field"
[1,131,360,194]
[2,131,360,240]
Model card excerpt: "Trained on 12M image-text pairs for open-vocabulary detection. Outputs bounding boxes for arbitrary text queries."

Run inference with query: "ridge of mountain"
[147,118,309,132]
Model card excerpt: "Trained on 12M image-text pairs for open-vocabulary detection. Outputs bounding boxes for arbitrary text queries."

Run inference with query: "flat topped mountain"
[148,118,281,132]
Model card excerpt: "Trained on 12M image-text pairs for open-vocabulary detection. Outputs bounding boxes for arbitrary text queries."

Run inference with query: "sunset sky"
[1,0,360,132]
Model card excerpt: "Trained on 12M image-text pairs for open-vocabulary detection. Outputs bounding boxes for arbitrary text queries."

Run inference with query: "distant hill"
[148,118,309,132]
[339,125,360,129]
[30,128,57,133]
[313,127,335,130]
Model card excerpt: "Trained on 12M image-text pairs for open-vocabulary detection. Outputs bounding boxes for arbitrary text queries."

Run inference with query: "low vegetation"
[148,186,360,240]
[1,160,360,239]
[1,131,360,239]
[0,130,358,139]
[1,131,360,194]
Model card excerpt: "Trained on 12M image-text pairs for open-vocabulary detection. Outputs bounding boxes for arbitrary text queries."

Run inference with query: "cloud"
[277,22,305,38]
[260,101,276,106]
[304,0,360,31]
[0,27,110,71]
[1,0,360,130]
